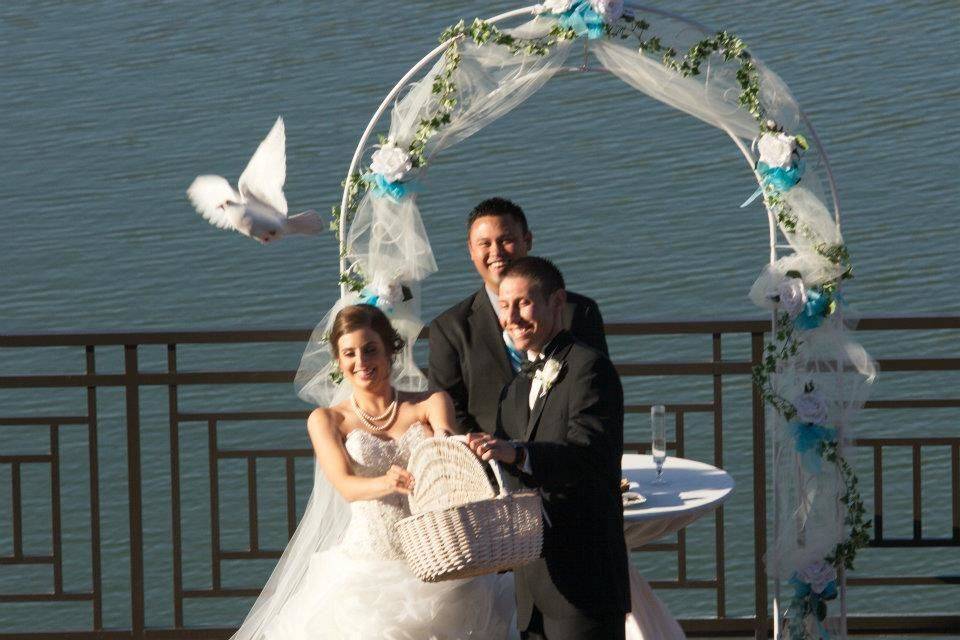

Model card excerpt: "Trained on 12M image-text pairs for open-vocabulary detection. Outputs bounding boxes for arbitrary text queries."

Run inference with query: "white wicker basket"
[395,437,544,582]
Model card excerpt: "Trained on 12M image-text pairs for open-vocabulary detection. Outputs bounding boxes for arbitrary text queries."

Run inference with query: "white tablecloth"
[621,454,734,640]
[622,454,735,549]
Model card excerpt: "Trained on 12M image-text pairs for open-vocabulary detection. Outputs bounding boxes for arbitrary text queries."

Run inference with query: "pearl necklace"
[351,390,398,432]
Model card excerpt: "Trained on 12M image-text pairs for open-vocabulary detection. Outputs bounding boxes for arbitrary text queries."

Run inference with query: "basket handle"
[489,460,510,497]
[447,435,511,497]
[446,435,551,527]
[490,458,552,528]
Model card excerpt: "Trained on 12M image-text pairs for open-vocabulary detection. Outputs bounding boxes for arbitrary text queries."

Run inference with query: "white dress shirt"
[527,351,544,410]
[515,351,547,474]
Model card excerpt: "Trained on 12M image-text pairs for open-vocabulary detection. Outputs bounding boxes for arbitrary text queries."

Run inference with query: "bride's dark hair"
[329,304,405,358]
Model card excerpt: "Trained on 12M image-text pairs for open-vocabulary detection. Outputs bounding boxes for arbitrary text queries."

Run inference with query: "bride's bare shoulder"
[402,390,454,433]
[402,389,448,411]
[307,406,348,437]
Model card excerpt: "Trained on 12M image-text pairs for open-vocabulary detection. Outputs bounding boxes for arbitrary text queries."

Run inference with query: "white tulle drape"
[592,12,875,637]
[230,462,350,640]
[592,39,758,140]
[243,8,875,640]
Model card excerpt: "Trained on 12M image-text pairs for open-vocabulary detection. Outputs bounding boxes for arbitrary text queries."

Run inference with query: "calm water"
[2,0,958,635]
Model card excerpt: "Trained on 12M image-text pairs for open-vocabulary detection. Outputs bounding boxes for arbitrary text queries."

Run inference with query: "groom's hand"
[466,432,517,464]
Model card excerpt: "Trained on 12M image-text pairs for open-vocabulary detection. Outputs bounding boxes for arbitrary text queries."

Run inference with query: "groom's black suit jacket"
[497,331,630,627]
[428,288,607,435]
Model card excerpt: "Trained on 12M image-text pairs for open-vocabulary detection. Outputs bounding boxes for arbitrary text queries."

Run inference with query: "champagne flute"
[651,404,667,484]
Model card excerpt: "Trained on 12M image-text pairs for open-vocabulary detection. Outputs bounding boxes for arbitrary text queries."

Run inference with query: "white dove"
[187,116,323,244]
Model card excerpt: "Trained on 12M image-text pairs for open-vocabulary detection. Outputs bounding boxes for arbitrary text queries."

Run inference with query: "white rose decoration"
[797,560,837,595]
[590,0,624,22]
[794,388,829,426]
[367,277,403,308]
[535,358,564,396]
[535,0,574,14]
[776,277,807,319]
[757,132,797,169]
[370,142,412,184]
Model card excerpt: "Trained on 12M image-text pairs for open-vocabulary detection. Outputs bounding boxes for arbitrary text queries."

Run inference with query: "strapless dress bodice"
[339,423,430,559]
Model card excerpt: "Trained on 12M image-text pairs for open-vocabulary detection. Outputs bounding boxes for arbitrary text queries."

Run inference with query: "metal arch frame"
[336,3,842,289]
[336,5,534,289]
[336,9,845,637]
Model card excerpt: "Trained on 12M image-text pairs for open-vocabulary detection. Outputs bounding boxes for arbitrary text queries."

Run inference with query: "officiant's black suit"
[498,330,629,637]
[428,288,607,435]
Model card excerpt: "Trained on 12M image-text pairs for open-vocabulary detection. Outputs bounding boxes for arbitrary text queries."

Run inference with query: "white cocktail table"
[621,454,735,549]
[620,454,735,639]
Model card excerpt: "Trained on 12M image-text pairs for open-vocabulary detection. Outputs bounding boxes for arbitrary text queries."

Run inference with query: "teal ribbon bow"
[556,0,607,39]
[794,288,830,330]
[359,285,413,312]
[789,573,838,640]
[740,159,806,208]
[362,172,418,203]
[789,421,836,474]
[360,291,387,309]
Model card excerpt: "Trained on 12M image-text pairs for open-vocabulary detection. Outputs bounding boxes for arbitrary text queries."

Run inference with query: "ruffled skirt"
[263,546,516,640]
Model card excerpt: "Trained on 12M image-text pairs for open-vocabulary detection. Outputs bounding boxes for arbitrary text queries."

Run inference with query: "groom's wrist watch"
[511,442,526,467]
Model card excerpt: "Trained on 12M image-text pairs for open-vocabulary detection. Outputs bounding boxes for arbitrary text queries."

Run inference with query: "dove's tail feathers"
[187,175,242,229]
[286,210,324,235]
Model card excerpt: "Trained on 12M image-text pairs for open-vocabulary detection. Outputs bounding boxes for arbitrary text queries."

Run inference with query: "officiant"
[428,197,608,435]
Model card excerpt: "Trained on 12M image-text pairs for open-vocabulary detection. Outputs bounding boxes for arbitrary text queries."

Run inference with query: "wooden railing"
[1,316,958,638]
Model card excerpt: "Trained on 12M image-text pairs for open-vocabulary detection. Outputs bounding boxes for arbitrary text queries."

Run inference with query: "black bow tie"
[520,359,544,379]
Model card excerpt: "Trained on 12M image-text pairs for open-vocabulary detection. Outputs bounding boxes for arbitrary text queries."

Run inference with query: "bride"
[232,303,514,640]
[231,302,683,639]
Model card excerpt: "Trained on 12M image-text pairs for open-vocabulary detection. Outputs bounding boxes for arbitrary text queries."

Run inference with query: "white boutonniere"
[534,358,564,397]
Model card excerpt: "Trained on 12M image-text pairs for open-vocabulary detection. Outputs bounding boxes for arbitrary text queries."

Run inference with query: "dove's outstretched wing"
[187,175,242,229]
[238,116,288,216]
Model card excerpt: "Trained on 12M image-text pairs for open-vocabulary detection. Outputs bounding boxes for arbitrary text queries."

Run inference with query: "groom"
[468,256,629,640]
[429,197,607,435]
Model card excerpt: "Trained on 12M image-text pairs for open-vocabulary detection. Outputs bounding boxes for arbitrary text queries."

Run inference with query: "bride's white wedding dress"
[261,424,515,640]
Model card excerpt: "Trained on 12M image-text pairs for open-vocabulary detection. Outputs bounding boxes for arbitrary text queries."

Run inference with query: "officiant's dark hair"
[329,304,405,359]
[501,256,565,299]
[467,197,530,236]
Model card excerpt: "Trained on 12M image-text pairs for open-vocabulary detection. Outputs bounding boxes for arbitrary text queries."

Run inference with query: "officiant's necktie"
[502,329,524,373]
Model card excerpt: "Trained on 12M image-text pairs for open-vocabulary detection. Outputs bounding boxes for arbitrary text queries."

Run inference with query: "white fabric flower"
[797,560,837,594]
[535,358,563,396]
[370,142,412,183]
[776,277,807,319]
[757,132,797,169]
[367,276,403,308]
[794,388,829,425]
[534,0,574,14]
[590,0,624,22]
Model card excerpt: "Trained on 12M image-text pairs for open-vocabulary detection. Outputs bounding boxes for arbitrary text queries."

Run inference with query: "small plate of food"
[622,491,647,507]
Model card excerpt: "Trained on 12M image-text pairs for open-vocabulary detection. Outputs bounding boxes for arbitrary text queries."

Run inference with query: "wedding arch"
[298,3,878,638]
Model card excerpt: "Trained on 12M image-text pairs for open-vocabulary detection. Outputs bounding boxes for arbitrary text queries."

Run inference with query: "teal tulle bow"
[362,172,417,203]
[789,573,838,640]
[360,292,387,309]
[359,285,412,312]
[794,288,830,330]
[759,159,805,191]
[789,421,836,474]
[557,0,606,39]
[740,159,806,208]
